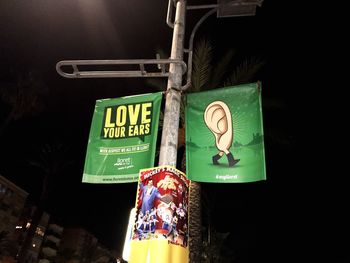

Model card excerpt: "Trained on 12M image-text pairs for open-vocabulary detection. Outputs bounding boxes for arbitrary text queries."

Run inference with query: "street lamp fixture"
[217,0,264,17]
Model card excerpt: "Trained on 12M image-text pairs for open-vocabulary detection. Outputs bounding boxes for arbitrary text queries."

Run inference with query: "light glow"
[122,208,136,261]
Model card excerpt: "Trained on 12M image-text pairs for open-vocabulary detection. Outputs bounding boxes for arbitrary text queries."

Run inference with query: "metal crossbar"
[56,59,187,78]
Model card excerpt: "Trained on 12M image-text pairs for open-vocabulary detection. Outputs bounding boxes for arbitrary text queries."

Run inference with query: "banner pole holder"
[56,59,187,79]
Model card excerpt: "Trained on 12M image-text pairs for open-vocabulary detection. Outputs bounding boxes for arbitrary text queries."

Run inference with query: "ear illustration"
[204,101,233,154]
[204,101,239,167]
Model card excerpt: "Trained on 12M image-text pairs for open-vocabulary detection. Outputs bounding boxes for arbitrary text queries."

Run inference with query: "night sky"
[2,1,341,262]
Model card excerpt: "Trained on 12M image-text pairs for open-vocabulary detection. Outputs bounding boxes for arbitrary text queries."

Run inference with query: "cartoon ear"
[204,101,233,153]
[204,101,232,135]
[205,105,228,134]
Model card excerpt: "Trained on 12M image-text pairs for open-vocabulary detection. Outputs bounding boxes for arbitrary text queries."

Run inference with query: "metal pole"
[158,0,186,167]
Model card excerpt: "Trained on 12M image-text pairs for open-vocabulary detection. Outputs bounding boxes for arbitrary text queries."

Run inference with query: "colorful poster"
[82,92,162,183]
[128,166,189,263]
[185,83,266,183]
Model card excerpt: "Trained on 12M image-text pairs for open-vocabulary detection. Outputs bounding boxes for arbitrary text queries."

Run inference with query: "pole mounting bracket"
[56,59,187,79]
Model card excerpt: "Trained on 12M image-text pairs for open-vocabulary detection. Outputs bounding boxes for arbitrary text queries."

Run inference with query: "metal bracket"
[166,0,175,28]
[181,7,217,91]
[56,59,187,79]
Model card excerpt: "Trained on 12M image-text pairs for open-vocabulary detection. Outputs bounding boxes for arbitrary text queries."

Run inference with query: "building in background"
[0,175,119,262]
[0,175,28,262]
[38,223,64,263]
[0,175,28,233]
[58,228,120,262]
[16,209,65,263]
[59,228,98,262]
[23,211,50,263]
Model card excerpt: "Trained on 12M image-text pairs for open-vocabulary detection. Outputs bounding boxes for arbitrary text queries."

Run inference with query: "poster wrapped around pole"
[82,92,162,183]
[128,166,190,263]
[185,83,266,183]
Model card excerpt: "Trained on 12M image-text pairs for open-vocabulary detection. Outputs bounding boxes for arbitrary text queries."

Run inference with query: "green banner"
[185,83,266,183]
[83,92,162,183]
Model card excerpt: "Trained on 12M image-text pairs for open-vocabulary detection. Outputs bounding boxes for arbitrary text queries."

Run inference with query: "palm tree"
[27,141,74,205]
[148,38,265,262]
[0,70,48,137]
[189,39,264,262]
[201,230,230,263]
[17,141,73,262]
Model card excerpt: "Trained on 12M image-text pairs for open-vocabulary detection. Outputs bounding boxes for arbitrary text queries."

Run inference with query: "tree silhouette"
[17,140,73,262]
[0,70,48,137]
[147,37,265,262]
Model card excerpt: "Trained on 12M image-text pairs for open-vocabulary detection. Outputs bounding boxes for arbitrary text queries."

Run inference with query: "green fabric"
[83,92,162,183]
[185,83,266,183]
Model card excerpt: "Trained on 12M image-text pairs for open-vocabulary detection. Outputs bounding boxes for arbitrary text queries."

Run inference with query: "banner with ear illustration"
[185,83,266,183]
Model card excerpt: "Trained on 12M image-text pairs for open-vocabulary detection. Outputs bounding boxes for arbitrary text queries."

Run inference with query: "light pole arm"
[182,7,217,91]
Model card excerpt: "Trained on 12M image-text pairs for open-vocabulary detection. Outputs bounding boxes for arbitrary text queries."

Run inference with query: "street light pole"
[158,0,186,167]
[162,2,206,262]
[56,1,264,262]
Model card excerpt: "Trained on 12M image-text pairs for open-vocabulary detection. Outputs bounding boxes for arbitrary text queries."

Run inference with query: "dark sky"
[0,0,330,261]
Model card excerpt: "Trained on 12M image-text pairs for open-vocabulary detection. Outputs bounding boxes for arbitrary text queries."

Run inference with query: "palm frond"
[225,56,265,86]
[191,38,212,93]
[0,70,48,121]
[208,49,236,90]
[145,78,167,91]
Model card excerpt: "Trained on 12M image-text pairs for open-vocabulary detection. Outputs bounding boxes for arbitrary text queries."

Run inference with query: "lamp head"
[217,0,264,18]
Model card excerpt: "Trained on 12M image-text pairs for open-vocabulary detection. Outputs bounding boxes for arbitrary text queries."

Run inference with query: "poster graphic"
[128,166,189,263]
[185,83,266,183]
[204,101,240,167]
[82,92,162,183]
